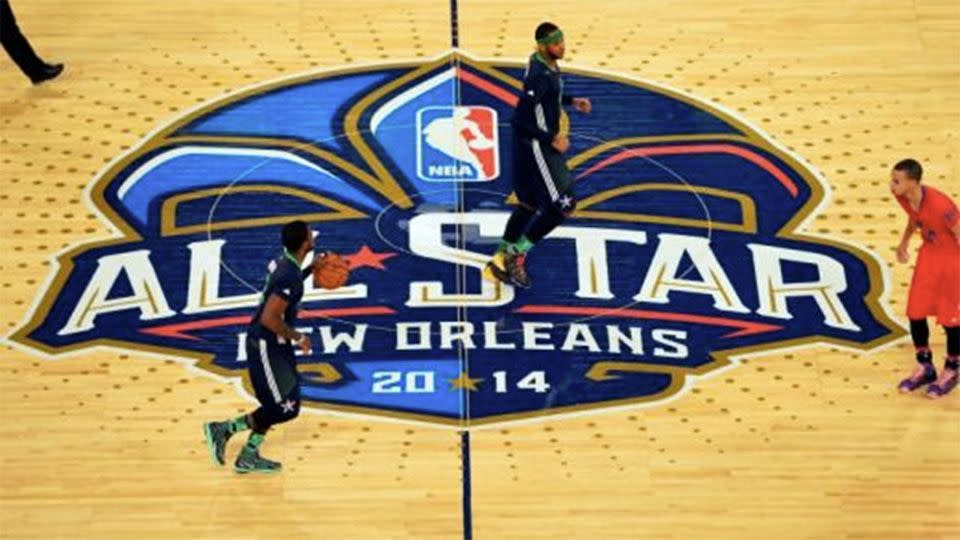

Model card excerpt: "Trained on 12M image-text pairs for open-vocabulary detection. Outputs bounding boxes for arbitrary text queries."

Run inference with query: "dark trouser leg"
[526,204,566,244]
[502,205,536,244]
[0,0,46,78]
[899,319,936,392]
[945,326,959,358]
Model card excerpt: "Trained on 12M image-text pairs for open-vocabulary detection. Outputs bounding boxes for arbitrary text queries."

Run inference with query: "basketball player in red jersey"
[890,159,960,398]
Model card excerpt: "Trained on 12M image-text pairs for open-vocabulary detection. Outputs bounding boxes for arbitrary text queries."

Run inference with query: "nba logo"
[416,106,499,182]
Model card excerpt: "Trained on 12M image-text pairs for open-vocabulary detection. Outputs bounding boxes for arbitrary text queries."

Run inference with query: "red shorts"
[907,247,960,326]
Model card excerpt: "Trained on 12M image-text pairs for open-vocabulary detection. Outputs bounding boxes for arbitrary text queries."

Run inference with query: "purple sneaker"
[925,370,958,399]
[898,364,937,393]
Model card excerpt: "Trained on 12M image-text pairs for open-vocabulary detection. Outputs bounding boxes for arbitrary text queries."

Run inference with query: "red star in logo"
[342,245,397,270]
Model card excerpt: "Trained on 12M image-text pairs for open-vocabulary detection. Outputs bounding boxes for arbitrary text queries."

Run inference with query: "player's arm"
[301,257,315,280]
[260,290,311,354]
[300,251,335,280]
[260,295,300,340]
[896,218,918,263]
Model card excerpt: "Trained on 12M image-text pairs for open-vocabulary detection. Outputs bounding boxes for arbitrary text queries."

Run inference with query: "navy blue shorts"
[245,334,301,429]
[513,137,573,209]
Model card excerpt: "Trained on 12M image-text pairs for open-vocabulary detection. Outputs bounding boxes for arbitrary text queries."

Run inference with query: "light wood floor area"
[1,0,958,538]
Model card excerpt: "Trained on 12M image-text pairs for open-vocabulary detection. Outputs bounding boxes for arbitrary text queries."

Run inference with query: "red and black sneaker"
[484,252,511,284]
[504,252,531,289]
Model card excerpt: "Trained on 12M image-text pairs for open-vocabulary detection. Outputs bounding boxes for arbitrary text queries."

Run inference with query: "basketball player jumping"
[890,159,960,398]
[485,22,592,288]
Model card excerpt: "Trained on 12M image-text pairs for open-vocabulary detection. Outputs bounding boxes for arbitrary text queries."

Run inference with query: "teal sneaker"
[203,421,232,466]
[234,447,282,474]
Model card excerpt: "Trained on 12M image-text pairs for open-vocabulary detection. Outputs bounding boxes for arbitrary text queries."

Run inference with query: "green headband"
[537,29,564,45]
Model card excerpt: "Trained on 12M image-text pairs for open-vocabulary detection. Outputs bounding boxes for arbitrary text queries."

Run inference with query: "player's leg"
[522,139,573,242]
[527,191,575,245]
[236,384,300,473]
[501,146,575,288]
[203,336,265,466]
[898,318,937,392]
[234,342,301,473]
[926,326,959,399]
[505,138,545,247]
[899,251,939,392]
[501,205,538,252]
[0,0,43,77]
[926,260,960,398]
[496,202,538,288]
[485,202,536,284]
[486,139,543,286]
[0,0,61,83]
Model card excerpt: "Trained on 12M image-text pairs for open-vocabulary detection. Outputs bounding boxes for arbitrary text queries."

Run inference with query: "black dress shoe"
[30,63,64,85]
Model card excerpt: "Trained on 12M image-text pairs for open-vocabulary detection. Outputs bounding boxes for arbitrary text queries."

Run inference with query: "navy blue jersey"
[248,253,310,342]
[511,53,573,146]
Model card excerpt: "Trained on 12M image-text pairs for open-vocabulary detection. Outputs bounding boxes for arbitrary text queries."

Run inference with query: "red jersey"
[897,185,960,326]
[896,186,960,256]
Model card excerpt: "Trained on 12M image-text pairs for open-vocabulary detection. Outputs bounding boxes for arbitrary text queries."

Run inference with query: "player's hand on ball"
[572,97,592,114]
[313,251,350,290]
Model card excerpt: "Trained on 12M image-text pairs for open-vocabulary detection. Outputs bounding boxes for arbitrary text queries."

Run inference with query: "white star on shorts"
[559,195,573,209]
[280,399,297,414]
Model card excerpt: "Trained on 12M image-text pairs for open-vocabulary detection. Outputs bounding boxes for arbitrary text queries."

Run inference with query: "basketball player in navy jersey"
[485,21,592,288]
[203,220,319,474]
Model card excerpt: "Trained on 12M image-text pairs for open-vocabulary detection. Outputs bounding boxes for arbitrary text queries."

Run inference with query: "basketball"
[313,252,350,290]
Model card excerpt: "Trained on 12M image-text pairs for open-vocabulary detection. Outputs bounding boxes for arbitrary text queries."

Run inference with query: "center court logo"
[9,51,903,426]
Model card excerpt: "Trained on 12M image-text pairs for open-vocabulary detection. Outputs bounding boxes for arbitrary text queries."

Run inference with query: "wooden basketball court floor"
[1,0,958,538]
